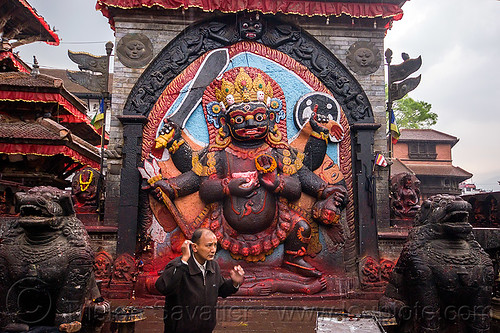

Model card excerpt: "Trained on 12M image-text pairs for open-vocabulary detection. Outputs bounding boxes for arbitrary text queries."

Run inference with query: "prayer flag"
[91,98,105,130]
[389,109,400,144]
[375,153,388,167]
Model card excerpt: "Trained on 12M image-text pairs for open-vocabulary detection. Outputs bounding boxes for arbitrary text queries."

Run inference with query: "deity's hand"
[230,265,245,288]
[313,185,348,225]
[227,177,259,197]
[321,184,348,207]
[310,109,344,141]
[309,110,329,134]
[258,171,279,192]
[255,154,279,191]
[155,120,182,150]
[152,179,176,201]
[312,196,342,225]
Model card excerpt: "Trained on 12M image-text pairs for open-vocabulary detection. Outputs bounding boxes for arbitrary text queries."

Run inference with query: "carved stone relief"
[116,33,153,68]
[346,41,381,75]
[122,14,373,124]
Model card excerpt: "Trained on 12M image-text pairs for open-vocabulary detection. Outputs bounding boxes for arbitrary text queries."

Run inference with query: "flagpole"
[385,48,394,161]
[97,41,113,220]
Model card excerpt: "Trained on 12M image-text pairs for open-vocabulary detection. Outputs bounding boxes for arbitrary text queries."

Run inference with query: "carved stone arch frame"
[117,13,380,271]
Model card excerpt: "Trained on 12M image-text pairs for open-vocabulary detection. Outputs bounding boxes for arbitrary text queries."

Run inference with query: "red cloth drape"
[0,143,100,169]
[0,90,101,136]
[97,0,403,30]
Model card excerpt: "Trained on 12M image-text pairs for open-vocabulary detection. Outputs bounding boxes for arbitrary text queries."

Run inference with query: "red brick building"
[392,128,472,200]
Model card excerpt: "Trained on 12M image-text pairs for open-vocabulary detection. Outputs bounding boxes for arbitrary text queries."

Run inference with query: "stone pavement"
[130,307,317,332]
[112,297,385,333]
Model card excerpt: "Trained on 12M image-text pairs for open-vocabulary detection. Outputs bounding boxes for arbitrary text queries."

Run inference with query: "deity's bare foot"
[239,282,273,296]
[302,277,327,294]
[283,256,322,278]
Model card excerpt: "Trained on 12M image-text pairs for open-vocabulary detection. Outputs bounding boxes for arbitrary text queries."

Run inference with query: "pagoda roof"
[0,117,100,169]
[0,71,105,145]
[0,0,59,47]
[398,129,460,147]
[97,0,406,30]
[0,51,30,73]
[400,163,472,182]
[391,158,414,175]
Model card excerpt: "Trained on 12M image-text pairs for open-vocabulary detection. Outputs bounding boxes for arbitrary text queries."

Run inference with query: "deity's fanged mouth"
[235,127,267,138]
[246,32,256,39]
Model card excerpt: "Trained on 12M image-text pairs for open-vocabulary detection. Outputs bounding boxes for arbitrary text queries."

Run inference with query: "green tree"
[386,86,438,129]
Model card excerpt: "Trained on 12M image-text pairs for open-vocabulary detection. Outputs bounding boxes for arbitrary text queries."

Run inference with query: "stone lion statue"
[380,194,494,333]
[0,186,107,332]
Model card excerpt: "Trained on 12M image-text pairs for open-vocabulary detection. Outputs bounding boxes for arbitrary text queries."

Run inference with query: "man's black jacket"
[155,255,238,333]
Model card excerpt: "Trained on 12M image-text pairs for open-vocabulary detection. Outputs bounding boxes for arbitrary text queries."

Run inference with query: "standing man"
[156,228,245,333]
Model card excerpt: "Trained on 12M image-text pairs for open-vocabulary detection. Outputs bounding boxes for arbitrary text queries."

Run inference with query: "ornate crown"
[215,67,274,109]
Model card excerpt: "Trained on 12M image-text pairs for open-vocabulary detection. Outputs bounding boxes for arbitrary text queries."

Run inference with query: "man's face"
[193,231,217,263]
[226,102,270,142]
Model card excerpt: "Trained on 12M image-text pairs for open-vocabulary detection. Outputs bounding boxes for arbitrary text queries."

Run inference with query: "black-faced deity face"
[239,15,263,40]
[226,102,271,142]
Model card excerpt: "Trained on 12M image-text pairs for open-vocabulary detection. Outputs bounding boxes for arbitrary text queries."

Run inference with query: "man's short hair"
[191,228,213,244]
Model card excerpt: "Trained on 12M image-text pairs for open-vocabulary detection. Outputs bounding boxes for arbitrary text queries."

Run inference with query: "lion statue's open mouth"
[416,194,472,237]
[15,186,75,229]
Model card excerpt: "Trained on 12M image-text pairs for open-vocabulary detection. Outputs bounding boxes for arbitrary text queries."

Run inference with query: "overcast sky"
[17,0,500,191]
[385,0,500,192]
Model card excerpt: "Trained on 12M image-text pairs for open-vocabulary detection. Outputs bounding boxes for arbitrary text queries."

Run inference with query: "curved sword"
[167,48,230,128]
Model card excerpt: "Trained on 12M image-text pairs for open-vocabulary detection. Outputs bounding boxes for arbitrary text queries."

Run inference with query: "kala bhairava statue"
[138,42,355,295]
[143,66,348,279]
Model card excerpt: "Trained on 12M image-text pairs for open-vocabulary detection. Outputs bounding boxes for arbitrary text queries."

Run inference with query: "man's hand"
[181,240,193,262]
[229,265,245,288]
